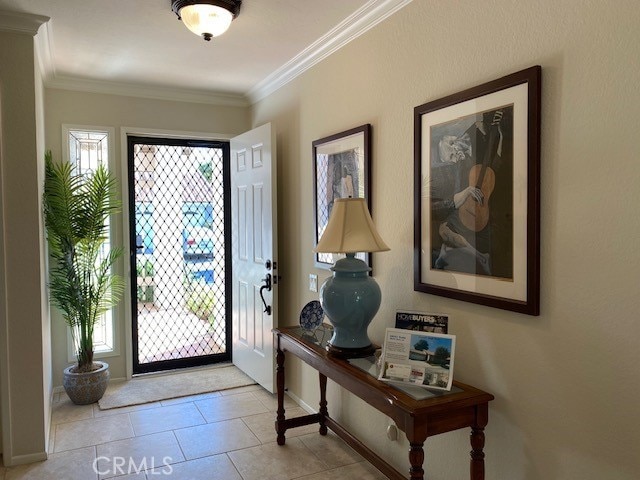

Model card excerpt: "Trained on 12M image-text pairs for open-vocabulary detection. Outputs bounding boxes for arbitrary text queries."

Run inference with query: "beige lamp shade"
[315,198,389,254]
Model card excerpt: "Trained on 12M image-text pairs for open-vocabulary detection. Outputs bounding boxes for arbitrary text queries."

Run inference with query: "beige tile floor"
[0,385,387,480]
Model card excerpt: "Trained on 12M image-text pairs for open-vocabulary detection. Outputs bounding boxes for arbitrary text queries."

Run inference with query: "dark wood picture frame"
[414,66,541,315]
[313,124,372,270]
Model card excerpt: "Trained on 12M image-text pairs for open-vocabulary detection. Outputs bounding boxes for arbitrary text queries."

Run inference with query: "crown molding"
[35,20,55,82]
[0,10,49,36]
[32,15,247,107]
[46,75,249,107]
[246,0,413,104]
[12,1,412,109]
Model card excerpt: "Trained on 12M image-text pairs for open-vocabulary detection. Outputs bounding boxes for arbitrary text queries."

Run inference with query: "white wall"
[252,1,640,478]
[44,89,250,386]
[0,29,49,465]
[34,29,52,460]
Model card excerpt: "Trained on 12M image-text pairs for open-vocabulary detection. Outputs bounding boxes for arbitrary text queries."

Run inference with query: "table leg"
[318,373,328,435]
[470,426,485,480]
[470,403,488,480]
[275,348,286,445]
[409,442,425,480]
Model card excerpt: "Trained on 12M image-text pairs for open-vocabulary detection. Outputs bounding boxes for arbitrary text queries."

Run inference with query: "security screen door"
[128,137,231,374]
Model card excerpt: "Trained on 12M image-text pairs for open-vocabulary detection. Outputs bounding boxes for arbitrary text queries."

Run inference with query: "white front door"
[230,123,278,392]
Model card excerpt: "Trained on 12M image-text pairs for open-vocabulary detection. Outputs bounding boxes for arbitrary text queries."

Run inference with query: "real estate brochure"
[378,328,455,391]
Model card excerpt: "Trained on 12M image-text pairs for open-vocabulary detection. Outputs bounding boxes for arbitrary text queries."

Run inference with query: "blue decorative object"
[314,198,390,357]
[319,254,381,355]
[299,300,324,331]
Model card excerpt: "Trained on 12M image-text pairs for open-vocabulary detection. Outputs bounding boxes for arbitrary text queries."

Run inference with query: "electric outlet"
[309,274,318,292]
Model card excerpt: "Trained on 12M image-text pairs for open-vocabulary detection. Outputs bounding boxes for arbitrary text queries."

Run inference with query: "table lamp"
[315,197,390,357]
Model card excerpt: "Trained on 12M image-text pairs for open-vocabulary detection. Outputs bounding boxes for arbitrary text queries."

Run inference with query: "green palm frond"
[43,151,123,370]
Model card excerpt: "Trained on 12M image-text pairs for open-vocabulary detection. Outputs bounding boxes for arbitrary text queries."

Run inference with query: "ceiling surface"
[0,0,408,104]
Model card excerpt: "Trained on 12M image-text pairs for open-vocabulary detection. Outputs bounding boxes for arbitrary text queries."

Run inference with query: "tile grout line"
[8,386,383,480]
[55,412,136,455]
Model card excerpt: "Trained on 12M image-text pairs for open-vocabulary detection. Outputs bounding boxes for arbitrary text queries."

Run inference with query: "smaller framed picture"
[313,124,371,269]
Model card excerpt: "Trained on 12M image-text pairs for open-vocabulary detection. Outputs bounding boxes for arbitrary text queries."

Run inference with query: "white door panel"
[231,123,277,392]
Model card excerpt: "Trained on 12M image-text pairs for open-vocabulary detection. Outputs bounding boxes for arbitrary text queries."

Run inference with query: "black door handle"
[259,273,272,315]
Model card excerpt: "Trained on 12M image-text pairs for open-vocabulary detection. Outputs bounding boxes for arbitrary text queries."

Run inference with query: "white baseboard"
[4,451,47,466]
[285,390,317,414]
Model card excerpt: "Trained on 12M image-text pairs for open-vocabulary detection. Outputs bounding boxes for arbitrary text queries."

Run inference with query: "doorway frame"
[120,127,233,379]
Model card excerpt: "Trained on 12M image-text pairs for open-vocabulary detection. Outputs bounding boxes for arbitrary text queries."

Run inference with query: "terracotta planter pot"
[63,361,110,405]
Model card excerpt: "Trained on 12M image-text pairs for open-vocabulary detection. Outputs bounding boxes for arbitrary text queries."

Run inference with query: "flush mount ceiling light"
[171,0,242,41]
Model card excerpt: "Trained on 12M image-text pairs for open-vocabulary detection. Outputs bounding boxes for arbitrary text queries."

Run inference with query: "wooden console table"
[274,325,494,480]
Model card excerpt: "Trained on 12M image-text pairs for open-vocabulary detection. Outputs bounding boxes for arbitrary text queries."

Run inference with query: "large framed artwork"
[313,124,371,270]
[414,66,541,315]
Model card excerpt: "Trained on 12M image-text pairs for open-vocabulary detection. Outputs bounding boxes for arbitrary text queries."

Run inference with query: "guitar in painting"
[458,111,503,232]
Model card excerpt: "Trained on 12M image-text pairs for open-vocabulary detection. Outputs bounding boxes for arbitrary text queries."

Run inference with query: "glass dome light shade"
[179,4,233,39]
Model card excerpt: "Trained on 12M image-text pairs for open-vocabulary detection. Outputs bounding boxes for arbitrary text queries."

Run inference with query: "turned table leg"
[318,373,328,435]
[409,442,425,480]
[275,348,286,445]
[470,426,486,480]
[470,404,488,480]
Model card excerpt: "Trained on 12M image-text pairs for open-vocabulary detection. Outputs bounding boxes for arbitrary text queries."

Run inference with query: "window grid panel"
[67,129,114,356]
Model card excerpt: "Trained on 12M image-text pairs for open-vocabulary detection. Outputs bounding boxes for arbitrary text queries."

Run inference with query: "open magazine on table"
[378,328,456,391]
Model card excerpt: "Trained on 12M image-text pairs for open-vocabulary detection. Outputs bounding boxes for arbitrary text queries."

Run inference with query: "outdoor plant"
[43,151,124,373]
[185,281,217,326]
[136,259,155,302]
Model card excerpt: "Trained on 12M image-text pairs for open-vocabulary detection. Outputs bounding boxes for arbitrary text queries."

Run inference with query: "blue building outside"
[135,202,215,284]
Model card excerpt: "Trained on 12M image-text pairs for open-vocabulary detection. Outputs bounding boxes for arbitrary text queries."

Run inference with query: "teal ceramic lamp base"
[319,253,381,358]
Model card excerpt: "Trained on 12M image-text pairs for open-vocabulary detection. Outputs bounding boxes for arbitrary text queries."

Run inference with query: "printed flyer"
[378,328,455,391]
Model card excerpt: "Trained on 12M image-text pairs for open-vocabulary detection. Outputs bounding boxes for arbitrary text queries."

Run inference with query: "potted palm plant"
[43,151,124,404]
